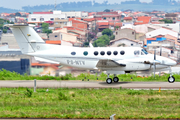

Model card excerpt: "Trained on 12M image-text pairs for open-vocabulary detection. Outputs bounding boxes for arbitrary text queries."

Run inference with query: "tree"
[104,9,110,12]
[159,19,173,23]
[3,29,7,33]
[0,24,3,30]
[102,28,113,36]
[93,35,110,47]
[83,42,89,47]
[42,23,49,30]
[115,26,119,30]
[110,35,115,40]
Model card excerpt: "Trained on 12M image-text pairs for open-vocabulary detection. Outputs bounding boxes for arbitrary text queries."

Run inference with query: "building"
[110,38,140,47]
[0,45,31,75]
[134,16,151,25]
[28,11,88,25]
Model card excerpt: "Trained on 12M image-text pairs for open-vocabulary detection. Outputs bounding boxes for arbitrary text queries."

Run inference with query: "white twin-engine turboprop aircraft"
[6,24,177,84]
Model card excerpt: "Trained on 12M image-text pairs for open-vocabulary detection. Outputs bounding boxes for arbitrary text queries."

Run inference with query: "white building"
[28,11,88,23]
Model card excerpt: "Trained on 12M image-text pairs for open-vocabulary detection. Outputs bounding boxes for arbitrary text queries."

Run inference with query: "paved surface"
[0,80,180,89]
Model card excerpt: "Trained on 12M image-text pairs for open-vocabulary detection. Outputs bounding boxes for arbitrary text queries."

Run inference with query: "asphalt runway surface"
[0,80,180,89]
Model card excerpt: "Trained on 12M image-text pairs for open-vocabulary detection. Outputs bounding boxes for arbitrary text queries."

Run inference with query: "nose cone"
[165,59,177,66]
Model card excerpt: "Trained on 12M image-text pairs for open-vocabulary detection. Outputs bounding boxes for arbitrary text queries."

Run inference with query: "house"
[0,45,31,75]
[69,18,88,30]
[115,28,137,40]
[165,13,178,23]
[146,28,178,39]
[110,38,140,47]
[123,17,133,22]
[95,12,121,21]
[53,18,71,29]
[49,28,82,46]
[31,63,60,76]
[154,23,180,33]
[134,16,151,25]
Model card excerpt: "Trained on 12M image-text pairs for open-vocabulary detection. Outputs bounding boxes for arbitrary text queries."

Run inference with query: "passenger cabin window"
[107,51,111,55]
[83,51,88,56]
[113,51,118,55]
[71,52,76,55]
[134,50,140,55]
[31,18,36,21]
[120,51,125,55]
[94,51,98,56]
[100,51,105,56]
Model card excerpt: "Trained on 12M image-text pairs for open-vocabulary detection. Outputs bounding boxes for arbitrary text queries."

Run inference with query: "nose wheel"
[168,76,175,83]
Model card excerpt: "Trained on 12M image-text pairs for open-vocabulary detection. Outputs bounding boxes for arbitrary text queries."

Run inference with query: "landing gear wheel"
[106,78,112,84]
[168,76,175,83]
[113,77,119,83]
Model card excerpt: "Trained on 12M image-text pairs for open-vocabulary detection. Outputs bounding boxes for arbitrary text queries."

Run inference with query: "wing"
[96,59,126,68]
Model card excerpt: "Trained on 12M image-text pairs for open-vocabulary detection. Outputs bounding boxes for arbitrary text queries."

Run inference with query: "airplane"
[5,24,177,84]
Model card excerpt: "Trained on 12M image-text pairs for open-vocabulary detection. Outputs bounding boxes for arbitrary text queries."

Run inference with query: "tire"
[168,76,175,83]
[113,77,119,83]
[106,78,112,84]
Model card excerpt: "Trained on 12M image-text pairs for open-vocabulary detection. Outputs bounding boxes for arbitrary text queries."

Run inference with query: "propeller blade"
[153,62,156,78]
[153,49,156,78]
[160,47,162,56]
[154,49,156,60]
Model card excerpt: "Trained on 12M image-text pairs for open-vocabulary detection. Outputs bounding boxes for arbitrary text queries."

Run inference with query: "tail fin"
[5,24,45,54]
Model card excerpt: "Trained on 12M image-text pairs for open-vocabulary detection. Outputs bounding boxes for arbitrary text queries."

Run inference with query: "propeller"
[160,46,162,56]
[153,49,156,78]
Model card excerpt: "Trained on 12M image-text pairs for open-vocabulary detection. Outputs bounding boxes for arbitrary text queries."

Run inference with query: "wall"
[111,39,139,47]
[0,59,30,75]
[115,28,136,40]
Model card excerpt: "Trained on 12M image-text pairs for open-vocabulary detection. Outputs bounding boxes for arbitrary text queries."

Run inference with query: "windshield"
[142,49,148,55]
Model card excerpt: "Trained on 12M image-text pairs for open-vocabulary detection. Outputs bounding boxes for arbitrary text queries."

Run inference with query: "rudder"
[5,24,45,54]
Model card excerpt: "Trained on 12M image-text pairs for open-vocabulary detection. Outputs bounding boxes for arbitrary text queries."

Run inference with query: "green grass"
[0,68,180,82]
[0,88,179,119]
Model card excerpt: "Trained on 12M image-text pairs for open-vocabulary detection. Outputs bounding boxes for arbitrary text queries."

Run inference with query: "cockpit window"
[141,49,148,55]
[134,50,140,55]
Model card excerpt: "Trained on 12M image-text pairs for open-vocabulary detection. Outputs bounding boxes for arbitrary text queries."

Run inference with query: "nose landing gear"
[168,66,175,83]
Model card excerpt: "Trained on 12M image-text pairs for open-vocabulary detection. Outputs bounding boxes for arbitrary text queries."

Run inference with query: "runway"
[0,80,180,89]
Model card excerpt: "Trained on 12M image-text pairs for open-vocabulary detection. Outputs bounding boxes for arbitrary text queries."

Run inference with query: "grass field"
[1,69,180,82]
[0,87,180,119]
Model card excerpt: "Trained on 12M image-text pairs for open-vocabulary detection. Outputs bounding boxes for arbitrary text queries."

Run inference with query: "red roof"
[31,63,59,70]
[108,22,122,27]
[45,21,54,23]
[134,16,151,25]
[124,17,133,20]
[147,38,156,40]
[33,12,53,14]
[46,40,61,45]
[69,18,81,21]
[97,22,109,26]
[97,12,118,15]
[83,18,95,22]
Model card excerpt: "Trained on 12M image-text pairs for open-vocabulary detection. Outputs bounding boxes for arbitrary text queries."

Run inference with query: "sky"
[0,0,152,9]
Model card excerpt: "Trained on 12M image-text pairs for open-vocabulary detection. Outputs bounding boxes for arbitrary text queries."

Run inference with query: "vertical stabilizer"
[5,24,45,54]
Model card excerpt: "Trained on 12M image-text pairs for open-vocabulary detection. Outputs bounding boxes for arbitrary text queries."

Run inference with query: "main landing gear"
[168,67,175,83]
[106,74,119,84]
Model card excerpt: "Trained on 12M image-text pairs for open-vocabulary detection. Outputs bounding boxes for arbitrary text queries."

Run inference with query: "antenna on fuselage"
[89,43,94,48]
